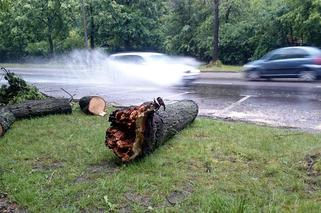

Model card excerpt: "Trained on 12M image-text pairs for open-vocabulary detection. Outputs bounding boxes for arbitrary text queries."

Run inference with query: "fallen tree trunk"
[8,98,72,119]
[0,108,15,136]
[79,96,106,116]
[105,99,198,162]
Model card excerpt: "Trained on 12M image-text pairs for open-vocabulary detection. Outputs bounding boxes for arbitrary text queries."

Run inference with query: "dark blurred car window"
[269,51,286,60]
[287,48,309,59]
[113,55,145,64]
[269,48,310,61]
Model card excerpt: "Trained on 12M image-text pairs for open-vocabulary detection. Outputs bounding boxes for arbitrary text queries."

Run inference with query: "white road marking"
[315,124,321,130]
[220,95,251,113]
[199,109,220,114]
[165,92,190,99]
[217,82,233,85]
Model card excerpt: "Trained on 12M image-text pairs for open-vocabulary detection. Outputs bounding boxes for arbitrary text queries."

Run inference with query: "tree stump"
[105,99,198,162]
[79,96,106,116]
[0,108,15,136]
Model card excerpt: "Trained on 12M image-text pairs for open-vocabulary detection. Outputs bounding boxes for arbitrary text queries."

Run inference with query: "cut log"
[8,98,72,119]
[105,99,198,162]
[79,96,106,116]
[0,108,15,136]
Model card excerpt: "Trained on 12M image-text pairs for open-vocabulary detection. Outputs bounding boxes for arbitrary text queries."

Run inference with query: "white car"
[108,52,200,86]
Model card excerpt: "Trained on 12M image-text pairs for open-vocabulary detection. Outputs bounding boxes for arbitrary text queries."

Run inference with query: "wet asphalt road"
[3,68,321,131]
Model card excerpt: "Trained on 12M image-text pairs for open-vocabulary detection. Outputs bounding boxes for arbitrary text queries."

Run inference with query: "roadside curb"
[201,71,241,73]
[199,72,243,80]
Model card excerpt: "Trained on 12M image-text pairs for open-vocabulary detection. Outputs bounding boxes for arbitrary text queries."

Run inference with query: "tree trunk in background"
[106,100,198,162]
[8,99,72,119]
[81,0,88,48]
[89,2,95,49]
[47,17,54,55]
[212,0,220,62]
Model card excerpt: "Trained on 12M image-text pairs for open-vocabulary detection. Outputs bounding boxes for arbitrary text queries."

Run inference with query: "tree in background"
[212,0,219,62]
[1,0,321,64]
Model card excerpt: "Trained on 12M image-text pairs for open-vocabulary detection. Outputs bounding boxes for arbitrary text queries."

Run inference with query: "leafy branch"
[0,67,45,105]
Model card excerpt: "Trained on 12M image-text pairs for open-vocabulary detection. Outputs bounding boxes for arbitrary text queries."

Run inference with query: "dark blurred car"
[243,46,321,81]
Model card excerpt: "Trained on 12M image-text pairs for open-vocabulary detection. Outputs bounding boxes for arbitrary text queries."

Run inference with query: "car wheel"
[246,71,260,81]
[300,71,316,82]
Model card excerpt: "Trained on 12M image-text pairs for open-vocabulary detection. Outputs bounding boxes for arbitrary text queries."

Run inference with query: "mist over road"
[2,67,321,131]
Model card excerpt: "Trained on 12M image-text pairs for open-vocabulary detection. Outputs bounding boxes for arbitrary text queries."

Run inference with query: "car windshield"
[261,50,275,60]
[147,54,170,61]
[112,55,144,64]
[147,54,181,65]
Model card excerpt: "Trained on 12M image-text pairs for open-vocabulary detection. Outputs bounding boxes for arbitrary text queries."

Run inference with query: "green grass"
[200,64,242,72]
[1,107,321,212]
[0,63,62,69]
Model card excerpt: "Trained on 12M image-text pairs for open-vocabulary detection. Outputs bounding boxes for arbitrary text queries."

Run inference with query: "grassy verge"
[1,107,321,212]
[200,64,242,72]
[0,63,62,69]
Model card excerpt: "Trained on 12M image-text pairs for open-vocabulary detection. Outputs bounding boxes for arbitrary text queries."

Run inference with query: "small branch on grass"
[47,171,56,183]
[1,67,9,75]
[61,88,76,103]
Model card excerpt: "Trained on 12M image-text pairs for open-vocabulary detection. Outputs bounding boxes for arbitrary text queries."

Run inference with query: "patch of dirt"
[124,192,152,208]
[304,177,321,193]
[165,182,194,206]
[0,193,26,213]
[86,159,119,174]
[32,157,64,171]
[118,204,133,213]
[212,150,252,164]
[74,159,119,183]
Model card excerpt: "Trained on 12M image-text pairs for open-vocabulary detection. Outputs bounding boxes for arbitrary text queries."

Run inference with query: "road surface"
[2,68,321,131]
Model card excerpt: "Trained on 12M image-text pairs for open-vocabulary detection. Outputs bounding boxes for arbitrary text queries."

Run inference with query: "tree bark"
[81,0,88,48]
[212,0,220,62]
[8,98,72,119]
[105,99,198,162]
[47,17,54,55]
[0,108,15,136]
[89,1,95,49]
[79,96,106,116]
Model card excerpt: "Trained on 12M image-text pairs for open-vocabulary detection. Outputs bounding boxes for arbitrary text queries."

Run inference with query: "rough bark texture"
[105,100,198,162]
[0,107,15,136]
[8,98,72,119]
[143,100,198,155]
[212,0,220,62]
[79,96,106,116]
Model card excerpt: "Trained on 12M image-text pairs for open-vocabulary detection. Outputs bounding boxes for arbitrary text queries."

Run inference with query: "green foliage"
[1,0,321,64]
[25,41,48,56]
[62,30,83,51]
[0,67,45,104]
